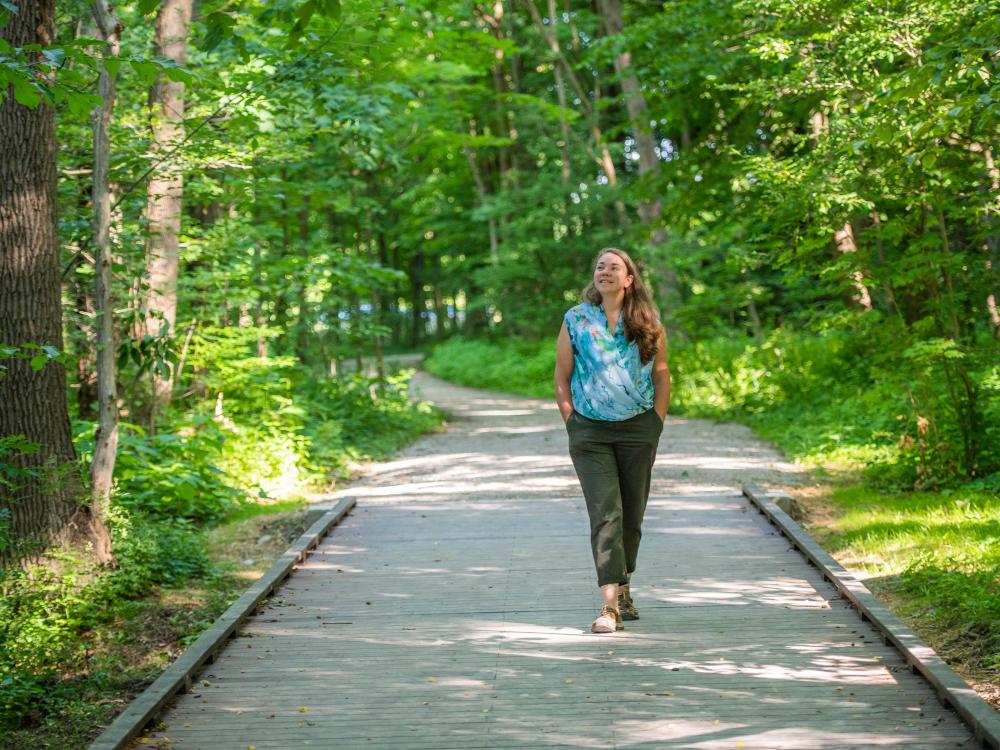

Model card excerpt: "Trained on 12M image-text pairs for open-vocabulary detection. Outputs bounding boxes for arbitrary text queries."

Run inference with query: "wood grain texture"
[125,378,986,748]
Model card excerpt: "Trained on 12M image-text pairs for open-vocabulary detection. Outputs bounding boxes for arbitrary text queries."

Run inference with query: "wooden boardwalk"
[135,377,981,749]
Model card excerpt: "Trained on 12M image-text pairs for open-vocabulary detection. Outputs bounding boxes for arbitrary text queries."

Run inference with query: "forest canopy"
[0,0,998,739]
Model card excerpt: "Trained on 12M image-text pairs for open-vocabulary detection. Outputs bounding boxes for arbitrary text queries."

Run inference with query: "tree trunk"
[597,0,662,230]
[464,120,500,264]
[809,105,873,312]
[833,222,874,311]
[364,208,385,391]
[0,0,102,563]
[87,0,123,567]
[143,0,193,415]
[968,143,1000,339]
[521,0,622,202]
[547,0,572,190]
[296,199,310,364]
[410,248,425,348]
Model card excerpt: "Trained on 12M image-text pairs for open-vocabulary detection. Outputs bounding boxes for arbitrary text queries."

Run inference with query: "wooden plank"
[742,482,1000,749]
[125,374,989,749]
[88,497,356,750]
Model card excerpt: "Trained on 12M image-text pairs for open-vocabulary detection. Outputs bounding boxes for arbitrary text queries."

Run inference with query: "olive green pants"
[566,408,663,587]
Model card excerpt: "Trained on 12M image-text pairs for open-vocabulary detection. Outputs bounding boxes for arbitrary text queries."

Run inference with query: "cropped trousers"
[566,408,663,588]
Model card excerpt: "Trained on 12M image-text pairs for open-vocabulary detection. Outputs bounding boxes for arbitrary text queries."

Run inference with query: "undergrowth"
[0,358,440,743]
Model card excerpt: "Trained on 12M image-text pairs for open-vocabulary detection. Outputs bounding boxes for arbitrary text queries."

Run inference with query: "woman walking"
[554,248,671,633]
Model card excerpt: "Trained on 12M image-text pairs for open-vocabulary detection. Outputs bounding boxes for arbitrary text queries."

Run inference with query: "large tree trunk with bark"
[0,0,108,564]
[143,0,193,416]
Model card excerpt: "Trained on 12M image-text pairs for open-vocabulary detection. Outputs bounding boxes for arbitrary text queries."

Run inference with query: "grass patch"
[797,483,1000,701]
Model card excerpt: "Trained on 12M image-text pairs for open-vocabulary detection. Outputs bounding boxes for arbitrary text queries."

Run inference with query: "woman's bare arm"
[651,328,671,421]
[554,320,575,424]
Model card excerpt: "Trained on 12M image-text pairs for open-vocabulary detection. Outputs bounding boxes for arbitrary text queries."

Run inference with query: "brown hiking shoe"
[618,589,639,620]
[591,605,623,633]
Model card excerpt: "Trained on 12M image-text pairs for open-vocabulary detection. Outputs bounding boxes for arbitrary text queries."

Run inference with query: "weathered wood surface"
[134,375,981,749]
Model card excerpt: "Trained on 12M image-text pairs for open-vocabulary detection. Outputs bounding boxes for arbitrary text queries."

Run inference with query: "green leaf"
[41,345,60,359]
[29,355,47,371]
[103,57,121,78]
[139,0,160,13]
[161,64,195,85]
[13,78,40,108]
[203,12,237,51]
[0,0,18,13]
[295,0,317,22]
[318,0,341,18]
[130,60,158,86]
[67,91,101,117]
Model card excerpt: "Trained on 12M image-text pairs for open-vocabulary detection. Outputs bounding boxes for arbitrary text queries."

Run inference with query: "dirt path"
[344,371,806,503]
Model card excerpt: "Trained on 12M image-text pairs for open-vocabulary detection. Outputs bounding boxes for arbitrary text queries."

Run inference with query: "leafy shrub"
[424,338,554,398]
[74,420,244,523]
[0,510,210,729]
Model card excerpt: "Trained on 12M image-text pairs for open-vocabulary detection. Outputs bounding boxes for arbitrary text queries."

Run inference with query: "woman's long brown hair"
[582,247,663,364]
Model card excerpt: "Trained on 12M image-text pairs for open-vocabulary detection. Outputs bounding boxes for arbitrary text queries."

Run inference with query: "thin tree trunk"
[0,0,104,563]
[87,0,123,566]
[968,143,1000,339]
[464,120,500,264]
[833,223,874,311]
[521,0,621,193]
[809,105,873,312]
[296,199,310,364]
[597,0,661,227]
[143,0,193,415]
[410,248,424,348]
[547,0,572,189]
[364,207,385,392]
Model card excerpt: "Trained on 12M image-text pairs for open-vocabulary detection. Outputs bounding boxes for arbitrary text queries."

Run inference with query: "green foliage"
[79,420,243,523]
[0,511,210,728]
[424,338,555,399]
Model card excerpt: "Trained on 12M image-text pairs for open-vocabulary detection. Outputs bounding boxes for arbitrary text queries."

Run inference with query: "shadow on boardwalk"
[137,374,978,749]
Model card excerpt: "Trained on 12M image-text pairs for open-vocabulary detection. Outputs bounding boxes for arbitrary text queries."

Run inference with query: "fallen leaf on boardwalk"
[736,743,745,748]
[298,706,309,713]
[714,720,720,725]
[248,746,256,750]
[427,676,438,683]
[422,701,430,705]
[564,679,573,684]
[201,680,211,687]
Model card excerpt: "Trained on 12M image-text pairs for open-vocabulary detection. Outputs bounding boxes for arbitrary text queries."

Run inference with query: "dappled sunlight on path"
[140,373,976,749]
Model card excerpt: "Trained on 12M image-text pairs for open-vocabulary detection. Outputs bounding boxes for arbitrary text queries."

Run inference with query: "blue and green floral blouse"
[565,302,654,421]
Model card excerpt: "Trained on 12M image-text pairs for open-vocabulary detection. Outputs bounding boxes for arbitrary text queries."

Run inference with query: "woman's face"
[593,252,634,296]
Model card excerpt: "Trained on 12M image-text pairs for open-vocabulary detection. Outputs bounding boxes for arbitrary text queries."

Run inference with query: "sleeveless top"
[564,302,654,421]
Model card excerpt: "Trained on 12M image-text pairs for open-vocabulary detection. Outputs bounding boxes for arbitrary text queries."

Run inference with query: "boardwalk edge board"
[87,496,357,750]
[741,482,1000,750]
